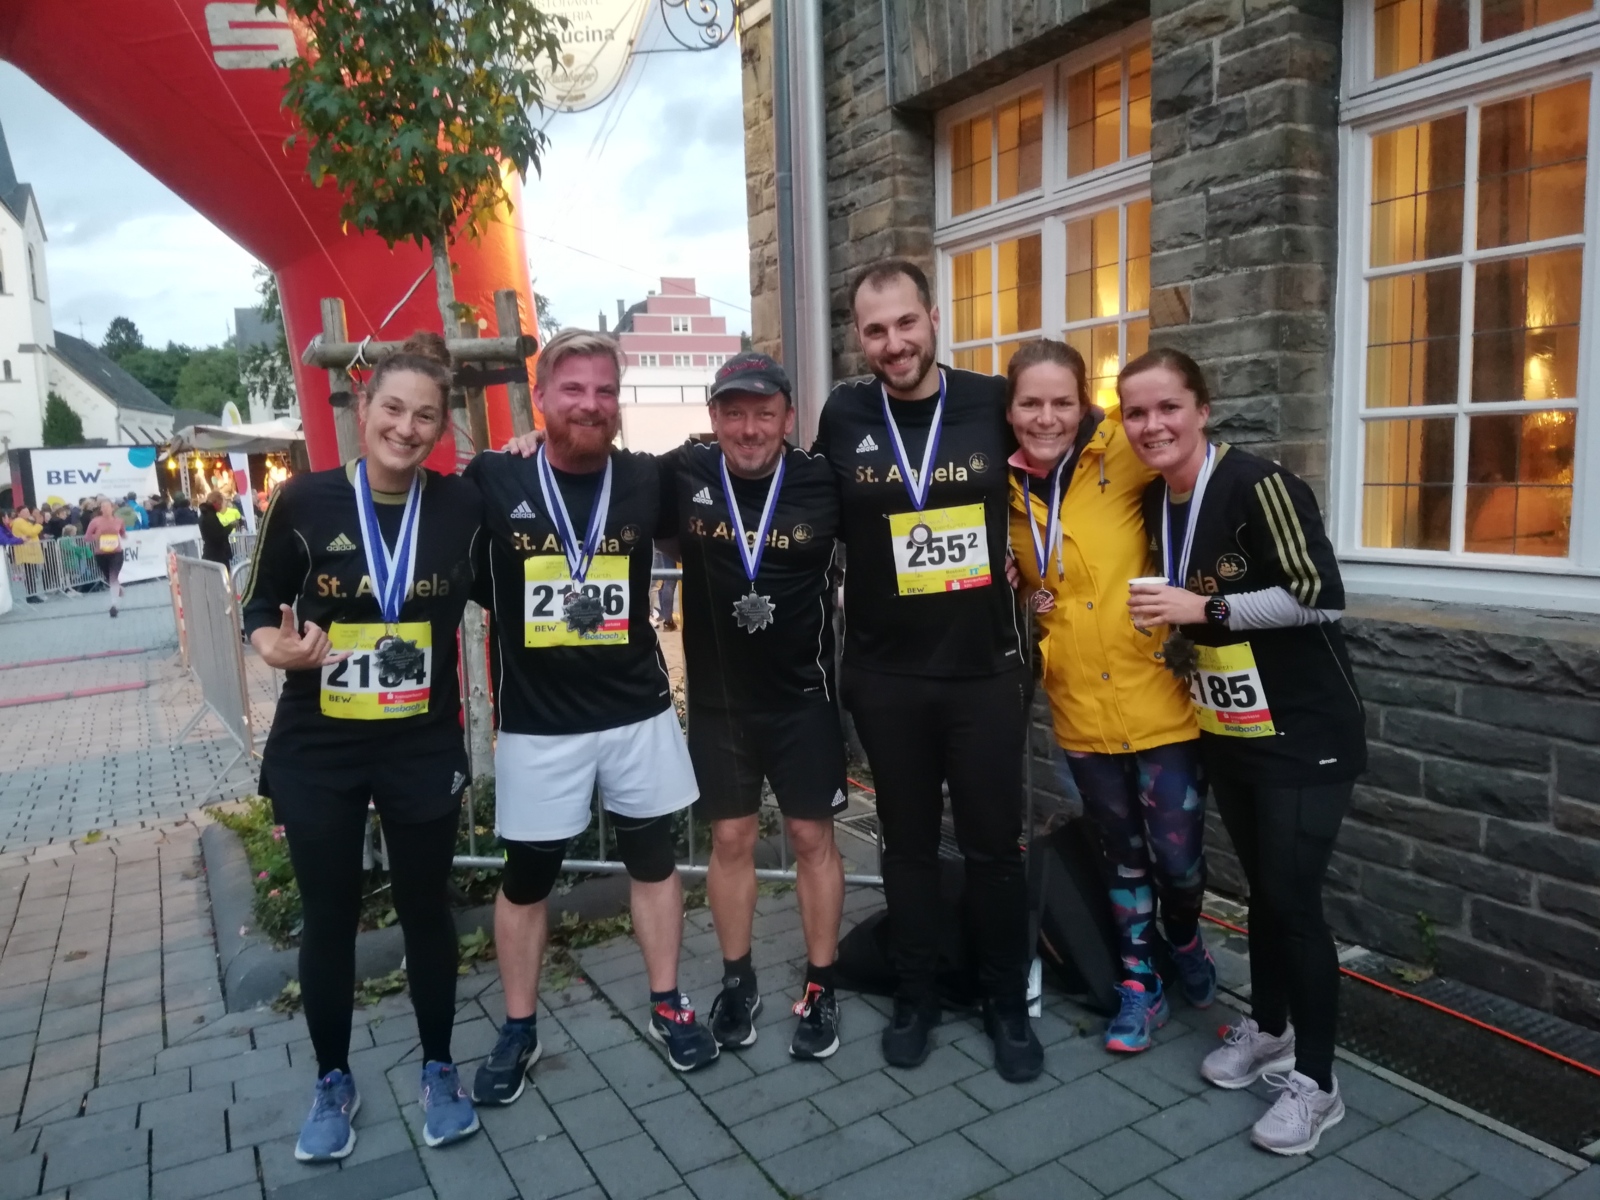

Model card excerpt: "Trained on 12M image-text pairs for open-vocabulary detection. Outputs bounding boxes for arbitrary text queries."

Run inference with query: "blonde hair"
[535,328,624,391]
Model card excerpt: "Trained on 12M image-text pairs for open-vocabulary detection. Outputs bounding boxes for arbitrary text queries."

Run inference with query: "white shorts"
[494,707,698,842]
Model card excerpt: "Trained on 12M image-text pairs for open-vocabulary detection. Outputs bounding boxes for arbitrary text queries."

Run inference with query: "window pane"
[1065,44,1151,177]
[998,234,1043,335]
[1465,411,1575,554]
[1128,44,1152,157]
[1094,59,1122,170]
[950,114,992,217]
[954,346,994,373]
[1126,318,1150,363]
[1066,67,1094,177]
[997,340,1029,376]
[1374,0,1469,78]
[1471,249,1583,401]
[1363,417,1456,548]
[1366,268,1461,407]
[997,90,1044,201]
[1127,200,1152,312]
[1483,0,1592,42]
[951,246,993,343]
[1478,81,1589,249]
[1371,112,1467,265]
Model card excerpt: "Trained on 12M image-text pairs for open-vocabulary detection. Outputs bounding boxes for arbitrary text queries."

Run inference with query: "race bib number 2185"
[1190,642,1275,738]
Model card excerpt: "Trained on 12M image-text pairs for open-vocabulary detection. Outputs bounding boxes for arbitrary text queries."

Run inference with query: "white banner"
[536,0,650,112]
[121,527,195,584]
[31,447,160,510]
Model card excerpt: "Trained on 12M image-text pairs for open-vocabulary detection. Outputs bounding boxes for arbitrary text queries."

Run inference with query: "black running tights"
[1209,768,1353,1090]
[282,809,460,1077]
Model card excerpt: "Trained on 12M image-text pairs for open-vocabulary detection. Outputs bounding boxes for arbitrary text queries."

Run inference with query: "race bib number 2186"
[523,555,631,647]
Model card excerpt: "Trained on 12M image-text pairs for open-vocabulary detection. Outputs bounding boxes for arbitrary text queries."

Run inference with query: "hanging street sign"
[537,0,652,113]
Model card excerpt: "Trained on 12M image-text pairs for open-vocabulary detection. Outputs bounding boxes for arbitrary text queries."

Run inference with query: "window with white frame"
[637,353,659,367]
[707,354,727,367]
[671,316,691,332]
[672,353,692,367]
[937,28,1151,409]
[1339,0,1600,580]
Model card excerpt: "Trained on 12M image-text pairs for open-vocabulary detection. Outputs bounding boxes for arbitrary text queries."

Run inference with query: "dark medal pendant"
[374,635,425,684]
[564,589,605,635]
[731,590,776,633]
[1030,589,1055,614]
[1161,631,1198,681]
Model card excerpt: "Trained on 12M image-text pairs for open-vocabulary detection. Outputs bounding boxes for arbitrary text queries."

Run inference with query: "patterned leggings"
[1066,740,1207,982]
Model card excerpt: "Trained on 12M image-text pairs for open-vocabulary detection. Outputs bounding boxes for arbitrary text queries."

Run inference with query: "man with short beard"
[464,330,718,1102]
[812,260,1042,1082]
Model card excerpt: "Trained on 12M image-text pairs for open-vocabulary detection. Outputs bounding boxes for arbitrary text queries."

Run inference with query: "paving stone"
[682,1154,785,1200]
[21,1065,94,1123]
[882,1041,986,1098]
[632,1092,740,1174]
[341,1117,414,1168]
[1307,1107,1378,1160]
[583,1130,682,1200]
[1337,1067,1427,1124]
[553,1087,643,1152]
[501,1132,597,1200]
[762,1114,911,1195]
[0,1153,42,1200]
[988,1161,1101,1200]
[1250,1155,1410,1199]
[97,1004,163,1046]
[85,1068,190,1114]
[97,1031,165,1083]
[40,1124,147,1189]
[226,1088,309,1147]
[1545,1170,1600,1200]
[418,1124,518,1200]
[881,1083,989,1143]
[477,1087,562,1153]
[1394,1108,1573,1198]
[729,1099,836,1160]
[530,1052,609,1105]
[813,1132,1011,1200]
[955,1059,1061,1111]
[1061,1125,1180,1194]
[191,1047,288,1091]
[0,1128,38,1163]
[812,1069,915,1125]
[587,1038,688,1108]
[150,1146,257,1200]
[69,1164,151,1200]
[701,1059,826,1124]
[267,1150,430,1200]
[966,1071,1157,1173]
[1152,1133,1308,1200]
[36,1003,100,1044]
[1132,1086,1268,1160]
[1338,1126,1477,1199]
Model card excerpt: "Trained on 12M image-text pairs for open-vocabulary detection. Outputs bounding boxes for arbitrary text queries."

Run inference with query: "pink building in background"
[610,277,741,369]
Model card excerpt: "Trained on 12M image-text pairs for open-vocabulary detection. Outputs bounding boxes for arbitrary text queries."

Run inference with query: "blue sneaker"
[1172,934,1217,1009]
[294,1069,360,1162]
[1104,979,1169,1054]
[419,1062,480,1148]
[649,993,720,1072]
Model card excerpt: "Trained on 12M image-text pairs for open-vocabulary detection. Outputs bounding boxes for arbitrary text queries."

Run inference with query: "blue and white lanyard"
[1161,443,1216,589]
[353,459,422,625]
[535,446,613,584]
[719,451,786,584]
[1021,453,1071,582]
[880,370,946,511]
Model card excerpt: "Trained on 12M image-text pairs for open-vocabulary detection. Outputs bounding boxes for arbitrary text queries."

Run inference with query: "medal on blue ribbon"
[720,450,785,632]
[1158,442,1216,679]
[353,459,425,680]
[1021,453,1071,613]
[880,371,946,546]
[536,446,614,634]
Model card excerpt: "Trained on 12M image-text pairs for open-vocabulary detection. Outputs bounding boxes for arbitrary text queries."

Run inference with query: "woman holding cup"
[1004,339,1213,1055]
[1120,348,1365,1156]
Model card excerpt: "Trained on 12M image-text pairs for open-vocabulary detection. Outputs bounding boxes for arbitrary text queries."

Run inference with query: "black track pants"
[1209,767,1352,1089]
[843,665,1031,1004]
[282,809,460,1077]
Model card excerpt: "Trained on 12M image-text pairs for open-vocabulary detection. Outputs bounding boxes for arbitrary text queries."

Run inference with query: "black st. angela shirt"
[813,367,1022,678]
[1140,444,1367,785]
[465,449,672,735]
[661,440,839,711]
[241,463,484,759]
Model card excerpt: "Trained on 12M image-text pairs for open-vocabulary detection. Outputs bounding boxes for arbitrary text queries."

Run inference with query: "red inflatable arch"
[0,1,538,472]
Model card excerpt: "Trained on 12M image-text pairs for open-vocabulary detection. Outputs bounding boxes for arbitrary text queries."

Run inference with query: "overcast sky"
[0,8,750,350]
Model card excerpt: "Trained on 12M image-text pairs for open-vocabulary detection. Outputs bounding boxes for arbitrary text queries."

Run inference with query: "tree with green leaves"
[119,343,192,406]
[239,266,297,417]
[534,289,561,337]
[176,345,248,417]
[266,0,565,444]
[42,393,84,446]
[101,317,145,362]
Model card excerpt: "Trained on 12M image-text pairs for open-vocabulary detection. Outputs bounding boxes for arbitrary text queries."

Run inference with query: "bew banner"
[28,447,160,509]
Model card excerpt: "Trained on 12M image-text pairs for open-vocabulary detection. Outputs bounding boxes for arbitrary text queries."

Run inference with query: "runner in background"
[1121,348,1366,1156]
[813,261,1042,1083]
[84,500,127,618]
[1002,340,1213,1055]
[243,332,485,1162]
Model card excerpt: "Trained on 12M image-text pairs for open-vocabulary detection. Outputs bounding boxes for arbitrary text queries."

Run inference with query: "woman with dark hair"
[1121,348,1365,1156]
[242,331,485,1163]
[1004,339,1213,1056]
[172,495,200,526]
[198,491,234,567]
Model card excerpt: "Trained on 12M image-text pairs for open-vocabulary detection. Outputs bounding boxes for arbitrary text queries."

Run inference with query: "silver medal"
[732,590,776,633]
[564,590,605,635]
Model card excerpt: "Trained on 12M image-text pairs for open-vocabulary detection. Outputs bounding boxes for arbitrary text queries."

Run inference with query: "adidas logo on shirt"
[451,771,466,794]
[326,533,358,553]
[831,788,847,808]
[692,487,714,506]
[856,434,879,454]
[510,500,536,520]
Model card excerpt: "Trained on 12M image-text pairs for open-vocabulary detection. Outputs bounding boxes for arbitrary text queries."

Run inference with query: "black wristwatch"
[1205,595,1231,626]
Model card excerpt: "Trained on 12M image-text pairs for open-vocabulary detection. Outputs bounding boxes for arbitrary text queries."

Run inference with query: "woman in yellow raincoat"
[1005,339,1210,1054]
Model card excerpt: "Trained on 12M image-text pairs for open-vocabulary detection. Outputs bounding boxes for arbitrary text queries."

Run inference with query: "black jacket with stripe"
[1140,445,1367,785]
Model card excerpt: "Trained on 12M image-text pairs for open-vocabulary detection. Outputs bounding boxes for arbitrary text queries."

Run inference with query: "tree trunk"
[430,236,495,798]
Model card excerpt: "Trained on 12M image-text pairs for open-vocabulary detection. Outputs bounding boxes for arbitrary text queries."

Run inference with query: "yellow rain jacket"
[1010,414,1198,755]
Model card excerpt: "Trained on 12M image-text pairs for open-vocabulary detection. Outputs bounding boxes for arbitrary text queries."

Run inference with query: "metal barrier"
[172,555,260,794]
[451,567,886,887]
[3,536,105,600]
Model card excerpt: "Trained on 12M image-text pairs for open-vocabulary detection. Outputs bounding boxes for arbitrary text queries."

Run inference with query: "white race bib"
[523,555,631,647]
[887,503,992,596]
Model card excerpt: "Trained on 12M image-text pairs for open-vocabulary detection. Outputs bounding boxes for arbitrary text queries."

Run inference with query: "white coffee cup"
[1128,576,1167,589]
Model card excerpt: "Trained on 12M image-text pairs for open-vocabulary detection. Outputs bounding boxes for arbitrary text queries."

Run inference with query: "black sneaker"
[471,1023,541,1105]
[881,997,938,1068]
[789,984,840,1060]
[649,994,720,1072]
[983,997,1044,1083]
[708,981,762,1049]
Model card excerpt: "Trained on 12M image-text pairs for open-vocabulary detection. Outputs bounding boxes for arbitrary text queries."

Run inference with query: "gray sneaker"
[1200,1017,1295,1089]
[1251,1071,1344,1155]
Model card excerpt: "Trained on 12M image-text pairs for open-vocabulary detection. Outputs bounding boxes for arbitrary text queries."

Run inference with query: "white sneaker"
[1251,1070,1344,1155]
[1200,1017,1296,1089]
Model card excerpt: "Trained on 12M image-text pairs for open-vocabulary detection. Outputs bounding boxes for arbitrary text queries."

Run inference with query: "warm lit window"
[949,90,1044,218]
[949,233,1043,374]
[1352,76,1590,561]
[1065,200,1151,409]
[1372,0,1593,77]
[671,316,691,332]
[1065,43,1150,177]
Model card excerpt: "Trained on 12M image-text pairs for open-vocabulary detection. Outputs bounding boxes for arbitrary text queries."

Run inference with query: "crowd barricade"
[3,536,106,600]
[450,568,887,888]
[172,554,260,795]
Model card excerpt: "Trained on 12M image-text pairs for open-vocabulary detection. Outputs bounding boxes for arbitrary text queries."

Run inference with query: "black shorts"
[259,737,470,831]
[94,551,123,580]
[687,702,848,823]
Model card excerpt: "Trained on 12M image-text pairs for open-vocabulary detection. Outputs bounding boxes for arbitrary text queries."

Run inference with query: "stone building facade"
[739,0,1600,1027]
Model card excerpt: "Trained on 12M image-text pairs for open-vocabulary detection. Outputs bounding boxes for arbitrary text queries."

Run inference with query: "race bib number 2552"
[524,555,631,647]
[888,503,991,596]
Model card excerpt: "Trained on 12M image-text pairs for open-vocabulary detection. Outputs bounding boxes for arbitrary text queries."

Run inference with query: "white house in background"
[0,119,172,479]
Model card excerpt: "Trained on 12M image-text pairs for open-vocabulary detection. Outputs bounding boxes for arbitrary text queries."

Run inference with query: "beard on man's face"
[869,341,936,393]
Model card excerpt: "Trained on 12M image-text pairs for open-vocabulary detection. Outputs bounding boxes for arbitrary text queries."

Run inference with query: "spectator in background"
[172,496,200,526]
[124,492,150,530]
[199,491,233,566]
[653,546,679,631]
[42,506,68,539]
[147,495,171,527]
[10,506,45,603]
